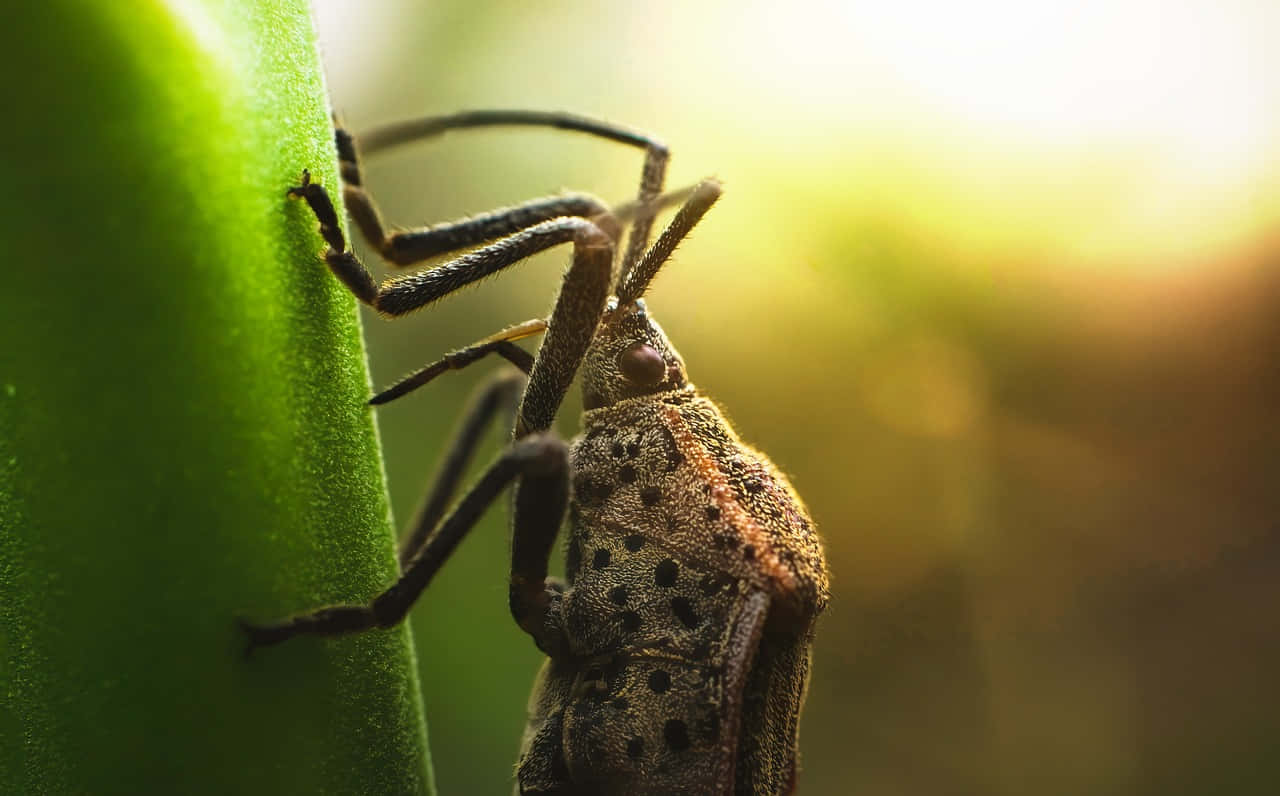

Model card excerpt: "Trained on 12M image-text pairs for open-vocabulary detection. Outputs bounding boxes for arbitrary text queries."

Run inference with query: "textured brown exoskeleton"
[242,111,829,795]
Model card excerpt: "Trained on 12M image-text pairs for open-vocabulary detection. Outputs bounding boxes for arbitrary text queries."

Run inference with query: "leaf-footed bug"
[241,111,829,795]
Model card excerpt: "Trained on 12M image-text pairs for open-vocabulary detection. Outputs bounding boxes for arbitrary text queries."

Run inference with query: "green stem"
[0,2,433,792]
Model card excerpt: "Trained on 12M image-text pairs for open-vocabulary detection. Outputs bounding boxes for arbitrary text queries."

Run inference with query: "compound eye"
[618,343,667,386]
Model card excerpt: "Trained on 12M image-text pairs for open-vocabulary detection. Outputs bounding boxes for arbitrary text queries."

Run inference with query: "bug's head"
[581,298,689,410]
[578,179,721,410]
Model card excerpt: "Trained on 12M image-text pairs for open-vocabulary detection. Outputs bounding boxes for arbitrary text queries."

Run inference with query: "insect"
[242,110,829,795]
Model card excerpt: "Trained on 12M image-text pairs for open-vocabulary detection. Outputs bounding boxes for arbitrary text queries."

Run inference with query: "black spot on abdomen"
[654,559,678,587]
[648,670,671,693]
[663,719,690,752]
[670,597,698,629]
[626,736,644,759]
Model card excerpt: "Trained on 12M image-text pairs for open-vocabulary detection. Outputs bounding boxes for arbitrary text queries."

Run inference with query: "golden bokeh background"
[311,1,1280,792]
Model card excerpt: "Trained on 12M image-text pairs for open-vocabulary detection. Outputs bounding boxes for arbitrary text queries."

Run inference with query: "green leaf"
[0,2,433,793]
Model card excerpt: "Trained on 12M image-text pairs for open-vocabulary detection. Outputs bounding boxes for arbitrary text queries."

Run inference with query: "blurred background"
[311,1,1280,793]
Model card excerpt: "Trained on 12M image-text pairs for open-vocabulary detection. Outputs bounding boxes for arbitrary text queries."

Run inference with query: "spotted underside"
[516,388,829,795]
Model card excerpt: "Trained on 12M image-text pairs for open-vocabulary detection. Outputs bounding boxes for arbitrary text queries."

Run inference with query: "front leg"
[287,169,615,319]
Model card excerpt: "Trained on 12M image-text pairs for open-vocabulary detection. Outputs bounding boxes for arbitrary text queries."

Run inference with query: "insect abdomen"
[515,392,826,794]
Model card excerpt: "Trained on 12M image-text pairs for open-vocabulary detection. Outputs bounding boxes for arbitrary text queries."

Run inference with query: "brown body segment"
[517,386,829,794]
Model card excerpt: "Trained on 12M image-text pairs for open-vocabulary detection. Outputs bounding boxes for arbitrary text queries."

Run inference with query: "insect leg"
[488,217,615,645]
[288,171,617,311]
[371,318,545,406]
[510,219,614,436]
[346,176,698,273]
[506,445,574,657]
[239,432,570,652]
[502,300,616,654]
[385,327,594,657]
[352,110,668,282]
[367,178,699,281]
[346,187,618,269]
[354,110,663,157]
[289,170,612,319]
[333,110,670,270]
[395,370,523,568]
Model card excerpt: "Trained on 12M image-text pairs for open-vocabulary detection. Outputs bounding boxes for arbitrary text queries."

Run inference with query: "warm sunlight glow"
[853,1,1269,165]
[712,0,1279,269]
